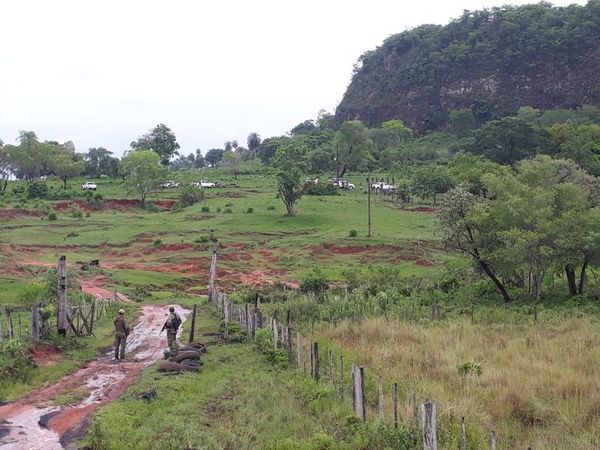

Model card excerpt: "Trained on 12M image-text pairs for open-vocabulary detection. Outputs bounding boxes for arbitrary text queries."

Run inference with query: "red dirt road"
[0,305,189,449]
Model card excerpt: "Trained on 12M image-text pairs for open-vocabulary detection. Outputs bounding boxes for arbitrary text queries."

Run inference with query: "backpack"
[171,313,182,331]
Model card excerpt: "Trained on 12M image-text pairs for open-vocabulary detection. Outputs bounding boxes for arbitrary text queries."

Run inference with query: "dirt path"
[0,305,189,449]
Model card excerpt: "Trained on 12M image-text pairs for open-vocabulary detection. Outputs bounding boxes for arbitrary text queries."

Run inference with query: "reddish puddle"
[0,305,189,449]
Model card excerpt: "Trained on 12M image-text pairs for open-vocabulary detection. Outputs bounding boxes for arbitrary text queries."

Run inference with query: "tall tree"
[273,141,307,216]
[222,150,241,179]
[205,149,224,167]
[85,147,115,177]
[335,121,374,178]
[130,123,180,166]
[50,144,85,188]
[119,150,166,206]
[247,132,261,159]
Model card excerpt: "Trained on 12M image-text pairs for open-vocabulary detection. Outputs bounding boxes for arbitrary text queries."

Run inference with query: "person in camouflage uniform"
[161,306,182,350]
[113,309,130,360]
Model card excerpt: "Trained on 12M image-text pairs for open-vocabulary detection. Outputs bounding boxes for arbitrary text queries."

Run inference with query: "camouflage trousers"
[114,334,127,360]
[167,331,177,350]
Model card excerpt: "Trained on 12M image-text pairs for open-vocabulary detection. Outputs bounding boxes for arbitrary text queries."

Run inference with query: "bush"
[223,207,233,214]
[246,207,254,214]
[194,235,210,244]
[348,229,358,237]
[178,185,204,208]
[0,339,34,381]
[27,181,49,199]
[143,202,160,212]
[85,192,104,209]
[253,328,289,367]
[267,205,276,210]
[300,267,329,294]
[201,205,210,212]
[216,206,222,213]
[153,238,162,246]
[68,203,83,219]
[303,182,339,196]
[225,202,234,207]
[65,231,79,238]
[48,212,58,221]
[458,361,483,376]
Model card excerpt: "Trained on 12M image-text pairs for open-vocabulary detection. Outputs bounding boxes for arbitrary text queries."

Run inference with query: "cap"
[118,309,125,315]
[169,306,175,312]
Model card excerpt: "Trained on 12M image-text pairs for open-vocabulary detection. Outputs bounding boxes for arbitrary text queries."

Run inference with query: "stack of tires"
[158,342,206,373]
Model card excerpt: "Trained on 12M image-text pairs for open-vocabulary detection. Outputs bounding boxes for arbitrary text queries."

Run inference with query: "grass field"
[2,174,599,449]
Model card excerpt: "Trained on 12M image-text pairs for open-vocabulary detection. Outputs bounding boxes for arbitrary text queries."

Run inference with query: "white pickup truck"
[81,181,97,190]
[192,180,216,188]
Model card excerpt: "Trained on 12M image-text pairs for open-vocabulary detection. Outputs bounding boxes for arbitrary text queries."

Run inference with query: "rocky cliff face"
[335,2,600,132]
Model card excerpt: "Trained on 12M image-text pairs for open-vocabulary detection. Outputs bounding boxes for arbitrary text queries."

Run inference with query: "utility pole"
[367,174,372,238]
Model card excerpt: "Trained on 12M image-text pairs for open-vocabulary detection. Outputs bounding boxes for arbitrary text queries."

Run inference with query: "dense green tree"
[449,108,477,136]
[130,123,180,165]
[335,121,374,178]
[50,145,85,188]
[290,120,316,136]
[273,141,307,216]
[549,123,600,176]
[411,166,454,205]
[470,118,555,165]
[222,150,242,179]
[119,150,166,206]
[448,153,502,195]
[246,133,261,159]
[205,149,224,167]
[85,147,118,177]
[257,137,289,165]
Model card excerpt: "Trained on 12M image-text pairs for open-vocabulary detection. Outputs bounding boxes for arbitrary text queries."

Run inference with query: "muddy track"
[0,305,189,449]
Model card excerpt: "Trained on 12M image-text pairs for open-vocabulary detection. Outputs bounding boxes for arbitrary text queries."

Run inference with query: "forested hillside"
[336,1,600,131]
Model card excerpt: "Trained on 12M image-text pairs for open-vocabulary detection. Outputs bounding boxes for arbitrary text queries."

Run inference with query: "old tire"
[158,361,182,373]
[170,351,201,363]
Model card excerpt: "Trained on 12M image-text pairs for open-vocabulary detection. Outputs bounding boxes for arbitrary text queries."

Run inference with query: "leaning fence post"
[460,417,466,450]
[421,402,438,450]
[351,365,366,421]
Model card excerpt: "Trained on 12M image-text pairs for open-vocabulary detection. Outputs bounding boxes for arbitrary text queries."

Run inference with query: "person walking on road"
[161,306,182,351]
[113,309,130,361]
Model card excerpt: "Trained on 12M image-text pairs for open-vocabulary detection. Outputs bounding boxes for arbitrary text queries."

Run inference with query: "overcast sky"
[0,0,586,157]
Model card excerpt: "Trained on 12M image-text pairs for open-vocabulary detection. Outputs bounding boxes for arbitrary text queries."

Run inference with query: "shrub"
[303,182,338,196]
[27,181,49,199]
[300,267,329,294]
[194,235,210,244]
[65,231,79,238]
[216,206,222,213]
[153,238,162,246]
[68,203,83,219]
[267,205,276,210]
[223,207,233,214]
[225,202,234,207]
[48,212,58,221]
[246,207,254,214]
[85,192,104,209]
[143,202,160,212]
[0,339,34,381]
[178,185,204,208]
[201,205,210,212]
[253,328,289,367]
[458,361,483,376]
[348,229,358,237]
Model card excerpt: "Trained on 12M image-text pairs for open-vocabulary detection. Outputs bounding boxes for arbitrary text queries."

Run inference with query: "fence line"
[206,250,511,450]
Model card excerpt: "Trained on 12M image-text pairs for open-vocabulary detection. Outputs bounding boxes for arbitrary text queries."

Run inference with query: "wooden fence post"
[460,417,466,450]
[286,310,292,357]
[296,332,302,367]
[328,349,334,388]
[392,383,398,428]
[30,306,41,342]
[421,402,438,450]
[4,306,13,339]
[0,312,3,342]
[57,255,68,336]
[245,304,251,333]
[351,365,366,421]
[272,318,278,349]
[311,342,320,381]
[90,298,96,334]
[378,380,385,421]
[339,355,344,400]
[209,250,217,303]
[189,304,197,343]
[489,431,497,450]
[431,304,440,321]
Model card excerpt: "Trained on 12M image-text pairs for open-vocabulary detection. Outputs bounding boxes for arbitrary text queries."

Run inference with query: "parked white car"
[332,178,355,190]
[192,180,216,188]
[160,180,180,188]
[371,182,396,191]
[81,181,97,190]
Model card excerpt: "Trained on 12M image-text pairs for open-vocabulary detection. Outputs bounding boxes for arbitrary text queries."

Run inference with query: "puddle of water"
[0,305,189,449]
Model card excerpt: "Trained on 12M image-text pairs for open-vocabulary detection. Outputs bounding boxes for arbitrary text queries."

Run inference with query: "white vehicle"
[81,181,97,190]
[160,180,180,188]
[192,180,216,188]
[371,181,396,191]
[332,178,355,190]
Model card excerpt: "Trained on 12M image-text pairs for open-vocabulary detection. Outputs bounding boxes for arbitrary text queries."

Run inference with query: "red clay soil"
[26,343,63,367]
[0,305,190,449]
[407,206,437,213]
[0,208,46,220]
[53,199,175,213]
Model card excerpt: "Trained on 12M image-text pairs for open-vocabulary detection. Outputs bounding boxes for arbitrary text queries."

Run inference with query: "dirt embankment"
[0,208,46,220]
[0,305,190,449]
[53,199,176,213]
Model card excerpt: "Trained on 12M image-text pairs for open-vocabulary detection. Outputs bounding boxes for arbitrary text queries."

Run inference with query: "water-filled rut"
[0,305,189,449]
